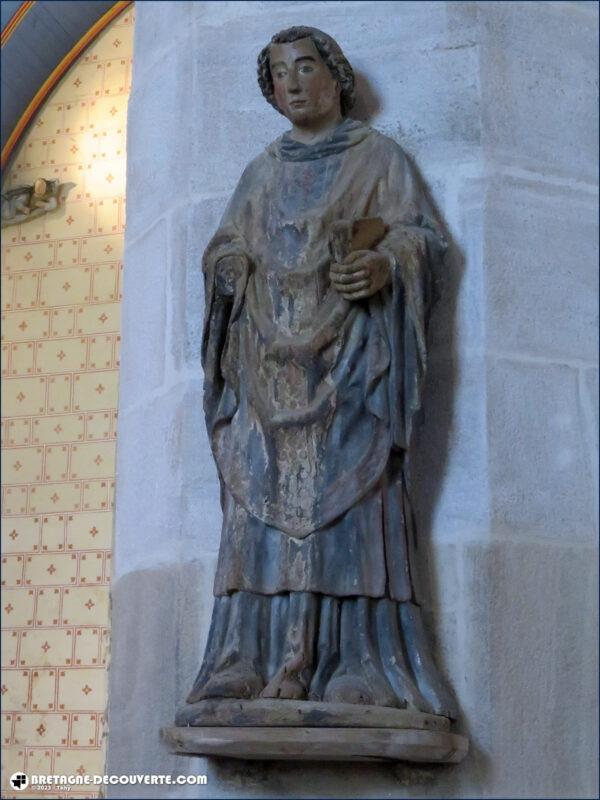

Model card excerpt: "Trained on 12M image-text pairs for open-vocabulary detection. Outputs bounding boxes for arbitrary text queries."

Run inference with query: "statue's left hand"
[215,253,250,297]
[330,250,392,300]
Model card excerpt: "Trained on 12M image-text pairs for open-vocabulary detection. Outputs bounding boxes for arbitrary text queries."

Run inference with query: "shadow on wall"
[352,71,488,788]
[352,71,382,122]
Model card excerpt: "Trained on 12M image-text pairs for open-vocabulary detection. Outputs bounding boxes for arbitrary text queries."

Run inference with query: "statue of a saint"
[183,26,458,726]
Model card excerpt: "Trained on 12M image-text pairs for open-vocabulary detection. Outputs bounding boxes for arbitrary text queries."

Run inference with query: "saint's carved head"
[257,27,355,126]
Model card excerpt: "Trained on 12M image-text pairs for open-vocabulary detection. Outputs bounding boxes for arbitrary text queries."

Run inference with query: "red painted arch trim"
[1,1,36,48]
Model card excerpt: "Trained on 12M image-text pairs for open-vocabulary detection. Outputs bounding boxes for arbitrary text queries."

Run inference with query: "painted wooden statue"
[182,26,460,734]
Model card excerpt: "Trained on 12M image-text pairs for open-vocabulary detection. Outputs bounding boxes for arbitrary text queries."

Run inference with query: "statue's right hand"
[215,253,250,297]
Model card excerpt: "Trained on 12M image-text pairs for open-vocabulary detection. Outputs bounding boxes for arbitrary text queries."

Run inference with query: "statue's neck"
[289,112,344,145]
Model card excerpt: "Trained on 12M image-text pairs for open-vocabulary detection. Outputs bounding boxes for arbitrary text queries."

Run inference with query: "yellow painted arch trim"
[1,0,133,169]
[1,1,36,47]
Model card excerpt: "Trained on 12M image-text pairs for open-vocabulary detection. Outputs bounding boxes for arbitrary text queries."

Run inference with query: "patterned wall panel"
[2,7,134,797]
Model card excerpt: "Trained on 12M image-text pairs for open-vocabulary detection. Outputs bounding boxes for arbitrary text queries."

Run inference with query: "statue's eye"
[299,65,314,74]
[274,70,287,80]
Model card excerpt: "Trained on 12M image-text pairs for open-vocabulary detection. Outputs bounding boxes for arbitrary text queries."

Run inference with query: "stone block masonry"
[108,2,598,797]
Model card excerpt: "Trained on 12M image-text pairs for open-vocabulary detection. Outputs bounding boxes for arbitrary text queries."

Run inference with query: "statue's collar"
[269,118,372,162]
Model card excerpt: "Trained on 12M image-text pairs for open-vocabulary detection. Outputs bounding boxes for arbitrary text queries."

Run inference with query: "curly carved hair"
[257,26,355,117]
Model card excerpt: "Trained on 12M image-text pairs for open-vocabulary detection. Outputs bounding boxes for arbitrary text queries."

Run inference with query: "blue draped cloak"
[201,119,446,601]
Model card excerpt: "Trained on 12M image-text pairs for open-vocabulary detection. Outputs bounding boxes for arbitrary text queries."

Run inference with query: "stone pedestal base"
[162,700,468,764]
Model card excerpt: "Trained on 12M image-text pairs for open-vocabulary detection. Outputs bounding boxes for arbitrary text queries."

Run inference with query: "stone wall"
[107,2,599,797]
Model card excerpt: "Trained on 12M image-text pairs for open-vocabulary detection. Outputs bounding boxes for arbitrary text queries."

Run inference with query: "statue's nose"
[286,74,301,93]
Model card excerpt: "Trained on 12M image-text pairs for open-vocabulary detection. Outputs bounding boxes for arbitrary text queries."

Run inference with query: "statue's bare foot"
[188,664,263,702]
[260,670,307,700]
[324,671,401,707]
[323,674,375,705]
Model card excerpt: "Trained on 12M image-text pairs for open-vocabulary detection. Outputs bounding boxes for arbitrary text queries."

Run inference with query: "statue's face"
[269,37,341,126]
[33,179,47,196]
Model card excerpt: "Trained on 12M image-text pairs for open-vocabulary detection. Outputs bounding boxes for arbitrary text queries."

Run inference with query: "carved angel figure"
[1,178,62,227]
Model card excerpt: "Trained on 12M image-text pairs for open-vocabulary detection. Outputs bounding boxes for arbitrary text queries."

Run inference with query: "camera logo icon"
[10,773,29,791]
